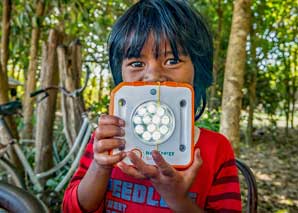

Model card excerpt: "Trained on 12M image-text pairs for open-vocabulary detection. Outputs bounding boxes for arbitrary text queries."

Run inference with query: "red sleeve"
[204,135,242,212]
[62,133,103,213]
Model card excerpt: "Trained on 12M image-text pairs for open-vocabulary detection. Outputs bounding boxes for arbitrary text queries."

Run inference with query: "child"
[63,0,241,212]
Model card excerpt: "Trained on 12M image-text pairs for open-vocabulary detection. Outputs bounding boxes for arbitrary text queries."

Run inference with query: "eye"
[129,61,145,68]
[165,58,180,65]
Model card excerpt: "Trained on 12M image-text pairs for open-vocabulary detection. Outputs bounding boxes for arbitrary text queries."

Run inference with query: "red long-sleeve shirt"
[63,128,241,212]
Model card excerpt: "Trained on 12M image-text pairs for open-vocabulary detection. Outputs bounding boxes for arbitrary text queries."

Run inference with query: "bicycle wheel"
[0,157,26,189]
[0,181,48,213]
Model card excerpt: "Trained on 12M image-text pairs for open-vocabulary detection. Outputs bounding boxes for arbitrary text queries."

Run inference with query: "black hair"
[108,0,213,120]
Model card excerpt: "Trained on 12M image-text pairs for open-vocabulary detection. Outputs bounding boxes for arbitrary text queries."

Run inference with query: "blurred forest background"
[0,0,297,212]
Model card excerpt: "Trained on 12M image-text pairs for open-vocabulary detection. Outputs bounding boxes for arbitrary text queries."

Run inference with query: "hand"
[93,115,126,172]
[117,149,203,211]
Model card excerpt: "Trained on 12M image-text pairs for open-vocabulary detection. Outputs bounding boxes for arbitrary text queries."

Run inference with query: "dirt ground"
[239,127,298,213]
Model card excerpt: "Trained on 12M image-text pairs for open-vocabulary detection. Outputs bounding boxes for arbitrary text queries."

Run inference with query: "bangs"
[124,30,182,60]
[115,1,189,61]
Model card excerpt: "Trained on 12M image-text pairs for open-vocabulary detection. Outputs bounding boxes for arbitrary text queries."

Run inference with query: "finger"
[151,150,175,177]
[94,151,126,167]
[183,149,202,183]
[117,161,147,179]
[98,114,125,127]
[94,138,125,153]
[127,152,158,179]
[95,125,125,139]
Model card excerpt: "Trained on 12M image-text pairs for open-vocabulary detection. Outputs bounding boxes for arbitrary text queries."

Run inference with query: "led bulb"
[152,131,161,140]
[142,131,151,141]
[133,116,142,124]
[147,124,156,132]
[135,125,144,134]
[147,104,157,113]
[152,115,161,124]
[157,107,165,116]
[138,107,147,116]
[160,125,169,135]
[161,116,170,125]
[143,116,151,124]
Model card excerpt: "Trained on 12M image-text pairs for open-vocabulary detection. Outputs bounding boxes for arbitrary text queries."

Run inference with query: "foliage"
[196,109,221,132]
[243,0,298,125]
[88,94,110,116]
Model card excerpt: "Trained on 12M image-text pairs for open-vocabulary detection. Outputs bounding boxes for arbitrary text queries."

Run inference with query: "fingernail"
[152,150,161,161]
[127,151,134,158]
[152,150,159,156]
[121,128,125,136]
[119,119,125,126]
[119,144,125,151]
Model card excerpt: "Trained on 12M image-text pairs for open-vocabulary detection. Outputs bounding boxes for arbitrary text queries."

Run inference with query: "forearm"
[78,160,111,212]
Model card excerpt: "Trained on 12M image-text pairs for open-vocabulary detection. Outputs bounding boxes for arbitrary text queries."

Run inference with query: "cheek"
[121,64,132,82]
[187,65,195,85]
[121,68,144,82]
[121,63,127,81]
[121,72,130,82]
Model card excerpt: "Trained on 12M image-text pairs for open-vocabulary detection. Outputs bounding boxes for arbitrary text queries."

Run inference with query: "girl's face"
[121,35,194,85]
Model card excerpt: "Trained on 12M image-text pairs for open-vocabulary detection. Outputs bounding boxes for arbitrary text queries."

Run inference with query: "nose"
[143,63,167,82]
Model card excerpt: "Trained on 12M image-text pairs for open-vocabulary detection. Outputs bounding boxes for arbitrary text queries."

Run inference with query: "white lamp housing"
[110,82,194,168]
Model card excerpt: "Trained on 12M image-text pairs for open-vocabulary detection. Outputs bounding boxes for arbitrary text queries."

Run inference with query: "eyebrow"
[161,50,188,57]
[125,50,187,59]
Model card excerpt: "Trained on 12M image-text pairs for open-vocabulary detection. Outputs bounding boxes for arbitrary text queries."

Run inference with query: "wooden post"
[22,0,45,140]
[0,0,23,172]
[35,30,62,181]
[57,40,84,147]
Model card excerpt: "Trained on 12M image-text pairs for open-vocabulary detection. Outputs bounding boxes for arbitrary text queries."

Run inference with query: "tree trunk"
[0,0,23,170]
[22,0,45,140]
[280,50,291,140]
[290,49,297,129]
[291,89,297,129]
[285,77,290,141]
[57,40,84,148]
[1,0,11,74]
[35,30,62,183]
[291,87,298,129]
[209,0,223,110]
[246,28,257,145]
[0,66,9,104]
[220,0,251,150]
[0,0,11,102]
[246,70,257,144]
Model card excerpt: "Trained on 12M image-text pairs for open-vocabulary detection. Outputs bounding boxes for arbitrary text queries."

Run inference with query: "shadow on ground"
[239,127,298,213]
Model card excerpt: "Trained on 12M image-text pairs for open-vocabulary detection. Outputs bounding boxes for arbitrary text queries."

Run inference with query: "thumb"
[184,148,202,183]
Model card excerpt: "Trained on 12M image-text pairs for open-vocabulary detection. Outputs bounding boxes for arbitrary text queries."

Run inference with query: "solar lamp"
[109,82,195,168]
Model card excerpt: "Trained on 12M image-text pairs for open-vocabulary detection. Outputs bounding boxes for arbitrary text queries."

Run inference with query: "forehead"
[124,32,186,58]
[140,34,171,53]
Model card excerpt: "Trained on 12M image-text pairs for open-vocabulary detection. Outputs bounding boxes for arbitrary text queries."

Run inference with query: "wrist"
[91,160,113,175]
